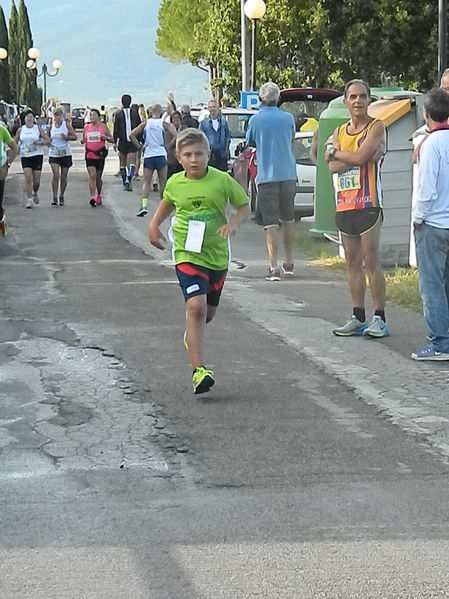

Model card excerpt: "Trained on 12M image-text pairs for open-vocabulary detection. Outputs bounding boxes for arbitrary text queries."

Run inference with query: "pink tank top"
[84,123,106,159]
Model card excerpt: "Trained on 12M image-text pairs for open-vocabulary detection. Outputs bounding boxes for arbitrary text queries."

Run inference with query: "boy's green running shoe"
[192,366,215,394]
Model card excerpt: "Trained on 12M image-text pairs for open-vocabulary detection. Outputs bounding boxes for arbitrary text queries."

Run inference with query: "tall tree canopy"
[0,5,10,101]
[156,0,441,101]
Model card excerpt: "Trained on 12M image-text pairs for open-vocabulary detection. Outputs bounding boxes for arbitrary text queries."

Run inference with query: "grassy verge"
[295,220,422,313]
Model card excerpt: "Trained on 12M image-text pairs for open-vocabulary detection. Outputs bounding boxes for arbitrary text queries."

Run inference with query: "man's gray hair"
[180,104,190,114]
[259,82,280,105]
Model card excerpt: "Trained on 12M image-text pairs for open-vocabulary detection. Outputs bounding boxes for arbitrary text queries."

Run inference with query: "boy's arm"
[217,203,250,238]
[148,199,174,249]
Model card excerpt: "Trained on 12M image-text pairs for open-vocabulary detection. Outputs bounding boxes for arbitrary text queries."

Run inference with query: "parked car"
[231,87,340,214]
[71,107,85,129]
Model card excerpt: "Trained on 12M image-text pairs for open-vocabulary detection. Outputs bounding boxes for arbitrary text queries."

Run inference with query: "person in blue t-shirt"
[199,99,230,172]
[245,82,297,281]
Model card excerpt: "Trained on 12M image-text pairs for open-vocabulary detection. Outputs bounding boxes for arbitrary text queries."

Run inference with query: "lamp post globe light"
[244,0,266,91]
[27,50,62,105]
[0,47,7,60]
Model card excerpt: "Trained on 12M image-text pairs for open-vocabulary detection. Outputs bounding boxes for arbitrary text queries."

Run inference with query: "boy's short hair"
[424,87,449,123]
[176,128,210,154]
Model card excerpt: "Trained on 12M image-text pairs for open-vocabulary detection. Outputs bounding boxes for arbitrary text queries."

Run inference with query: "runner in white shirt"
[129,103,178,217]
[14,109,48,209]
[48,107,77,206]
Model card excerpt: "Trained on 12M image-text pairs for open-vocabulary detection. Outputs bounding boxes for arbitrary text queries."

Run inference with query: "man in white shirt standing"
[411,87,449,361]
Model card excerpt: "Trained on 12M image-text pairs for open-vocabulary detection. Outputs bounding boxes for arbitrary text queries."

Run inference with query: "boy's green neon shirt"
[0,124,13,167]
[163,166,248,270]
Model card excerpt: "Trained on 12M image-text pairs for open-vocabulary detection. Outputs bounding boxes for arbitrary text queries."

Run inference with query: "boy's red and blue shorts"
[175,262,228,307]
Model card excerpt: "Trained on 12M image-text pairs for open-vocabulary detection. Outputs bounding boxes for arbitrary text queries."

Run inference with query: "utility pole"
[241,0,249,93]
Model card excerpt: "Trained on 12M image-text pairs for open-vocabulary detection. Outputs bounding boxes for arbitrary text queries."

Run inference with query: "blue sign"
[241,91,260,110]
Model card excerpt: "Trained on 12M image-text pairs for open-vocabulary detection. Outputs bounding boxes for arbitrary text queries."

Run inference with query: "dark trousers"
[209,150,228,172]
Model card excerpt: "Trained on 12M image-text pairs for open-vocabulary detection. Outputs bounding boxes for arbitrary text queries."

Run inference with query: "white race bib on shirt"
[184,220,206,253]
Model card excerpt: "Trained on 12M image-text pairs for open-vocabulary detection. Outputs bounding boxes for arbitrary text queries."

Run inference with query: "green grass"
[295,221,422,313]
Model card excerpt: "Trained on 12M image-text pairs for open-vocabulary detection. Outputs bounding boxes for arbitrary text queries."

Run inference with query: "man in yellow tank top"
[325,79,388,338]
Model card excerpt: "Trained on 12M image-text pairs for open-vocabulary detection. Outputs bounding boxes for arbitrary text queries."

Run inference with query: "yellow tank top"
[333,118,383,212]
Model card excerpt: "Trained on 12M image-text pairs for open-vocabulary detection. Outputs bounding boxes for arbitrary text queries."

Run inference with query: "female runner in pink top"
[81,108,113,206]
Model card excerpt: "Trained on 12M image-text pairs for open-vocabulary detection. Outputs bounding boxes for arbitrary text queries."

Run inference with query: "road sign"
[241,91,260,110]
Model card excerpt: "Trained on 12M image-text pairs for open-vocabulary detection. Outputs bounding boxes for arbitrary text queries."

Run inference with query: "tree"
[8,0,19,106]
[0,5,10,101]
[18,0,40,110]
[156,0,442,99]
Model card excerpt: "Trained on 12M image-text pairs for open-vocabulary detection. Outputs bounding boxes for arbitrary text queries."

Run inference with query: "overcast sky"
[1,0,209,108]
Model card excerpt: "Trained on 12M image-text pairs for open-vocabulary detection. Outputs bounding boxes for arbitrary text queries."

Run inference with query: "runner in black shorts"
[113,94,141,191]
[326,79,388,339]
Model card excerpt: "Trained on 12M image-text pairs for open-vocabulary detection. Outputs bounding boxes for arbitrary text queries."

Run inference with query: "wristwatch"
[327,146,337,160]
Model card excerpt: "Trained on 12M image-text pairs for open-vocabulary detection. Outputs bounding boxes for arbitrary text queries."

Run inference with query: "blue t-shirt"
[245,106,296,185]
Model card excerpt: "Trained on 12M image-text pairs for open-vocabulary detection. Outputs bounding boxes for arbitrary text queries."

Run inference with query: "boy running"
[148,128,249,394]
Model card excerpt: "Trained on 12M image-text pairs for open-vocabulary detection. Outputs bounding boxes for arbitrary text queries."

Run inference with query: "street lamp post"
[30,59,63,105]
[243,0,266,91]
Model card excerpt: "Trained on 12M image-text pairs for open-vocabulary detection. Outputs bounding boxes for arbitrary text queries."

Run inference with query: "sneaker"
[25,199,34,209]
[33,193,39,205]
[282,262,294,276]
[59,196,64,206]
[127,181,133,192]
[51,197,58,206]
[124,181,130,191]
[192,366,215,394]
[333,315,367,337]
[183,331,189,351]
[136,206,148,217]
[0,215,8,238]
[153,183,158,192]
[411,343,449,361]
[265,267,281,281]
[95,195,102,206]
[363,315,389,338]
[89,198,96,207]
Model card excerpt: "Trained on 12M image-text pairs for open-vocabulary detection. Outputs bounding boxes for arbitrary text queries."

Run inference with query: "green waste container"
[310,95,348,237]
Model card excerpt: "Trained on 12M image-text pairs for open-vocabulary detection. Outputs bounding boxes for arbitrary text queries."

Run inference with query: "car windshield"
[292,136,313,164]
[224,113,253,138]
[280,100,329,130]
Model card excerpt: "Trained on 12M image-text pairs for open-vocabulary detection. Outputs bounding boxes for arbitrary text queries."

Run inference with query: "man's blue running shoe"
[333,315,367,336]
[363,315,389,338]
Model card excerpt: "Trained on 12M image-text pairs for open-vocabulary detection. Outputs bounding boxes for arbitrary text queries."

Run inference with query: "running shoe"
[127,181,133,192]
[59,196,64,206]
[192,366,215,394]
[363,315,389,338]
[89,198,96,207]
[33,192,39,205]
[153,183,158,192]
[0,215,8,238]
[51,197,58,206]
[25,199,34,209]
[95,195,102,206]
[411,343,449,361]
[333,315,367,337]
[136,205,148,217]
[124,181,130,191]
[265,267,281,281]
[282,262,294,276]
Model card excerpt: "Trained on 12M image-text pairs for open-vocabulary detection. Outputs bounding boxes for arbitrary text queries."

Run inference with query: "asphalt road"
[1,143,449,598]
